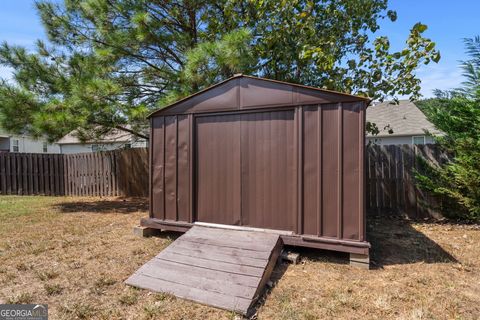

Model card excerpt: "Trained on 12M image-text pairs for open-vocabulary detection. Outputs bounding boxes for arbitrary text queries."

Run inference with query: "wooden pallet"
[126,225,282,316]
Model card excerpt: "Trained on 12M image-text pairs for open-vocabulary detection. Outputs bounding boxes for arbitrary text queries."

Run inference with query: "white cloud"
[0,66,13,82]
[416,63,464,98]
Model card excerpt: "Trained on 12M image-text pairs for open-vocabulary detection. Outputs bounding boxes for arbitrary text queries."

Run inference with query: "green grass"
[44,283,64,296]
[0,196,62,221]
[7,292,34,304]
[118,290,139,306]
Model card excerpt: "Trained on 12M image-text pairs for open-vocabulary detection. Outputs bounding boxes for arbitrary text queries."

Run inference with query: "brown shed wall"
[301,102,365,241]
[147,75,367,250]
[150,115,192,222]
[149,101,366,243]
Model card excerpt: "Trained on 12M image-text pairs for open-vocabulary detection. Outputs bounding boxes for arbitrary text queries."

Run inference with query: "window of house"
[43,142,48,153]
[412,136,425,145]
[12,139,19,152]
[91,144,100,152]
[124,143,131,149]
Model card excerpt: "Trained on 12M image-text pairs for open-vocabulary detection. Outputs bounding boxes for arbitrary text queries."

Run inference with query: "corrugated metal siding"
[151,115,192,222]
[342,102,362,239]
[302,106,320,235]
[164,116,177,220]
[177,115,190,222]
[193,111,296,230]
[301,102,364,240]
[151,117,165,220]
[240,78,294,108]
[155,76,366,117]
[240,111,296,231]
[322,104,340,237]
[150,102,365,242]
[196,114,241,225]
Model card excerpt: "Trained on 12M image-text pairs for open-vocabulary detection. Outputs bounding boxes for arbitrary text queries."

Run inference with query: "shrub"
[416,37,480,221]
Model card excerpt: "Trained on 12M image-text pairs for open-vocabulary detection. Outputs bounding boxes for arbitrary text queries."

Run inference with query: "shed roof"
[148,74,369,118]
[366,100,441,137]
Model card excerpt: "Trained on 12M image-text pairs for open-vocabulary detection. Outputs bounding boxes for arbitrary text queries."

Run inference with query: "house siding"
[0,131,61,153]
[59,140,147,154]
[366,135,435,145]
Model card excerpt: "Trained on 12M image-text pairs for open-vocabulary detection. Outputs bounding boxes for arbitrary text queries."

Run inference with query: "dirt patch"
[0,196,479,319]
[55,197,148,214]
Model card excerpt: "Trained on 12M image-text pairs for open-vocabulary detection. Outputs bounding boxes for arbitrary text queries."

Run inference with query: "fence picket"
[0,153,5,194]
[6,153,11,194]
[366,144,445,219]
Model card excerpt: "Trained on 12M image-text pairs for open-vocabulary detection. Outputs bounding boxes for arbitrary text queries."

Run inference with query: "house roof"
[57,128,135,144]
[0,128,10,138]
[366,100,440,137]
[148,74,369,118]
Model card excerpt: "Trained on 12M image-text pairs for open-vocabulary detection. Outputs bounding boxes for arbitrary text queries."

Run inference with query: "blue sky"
[0,0,478,98]
[377,0,480,97]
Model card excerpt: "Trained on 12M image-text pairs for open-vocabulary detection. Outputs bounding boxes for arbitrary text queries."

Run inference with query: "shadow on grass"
[147,217,457,270]
[282,246,350,267]
[154,230,182,242]
[282,216,457,269]
[367,216,457,268]
[250,260,290,316]
[56,198,148,214]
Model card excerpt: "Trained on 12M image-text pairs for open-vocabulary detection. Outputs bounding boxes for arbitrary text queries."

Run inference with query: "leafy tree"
[160,28,254,105]
[0,0,440,141]
[416,37,480,221]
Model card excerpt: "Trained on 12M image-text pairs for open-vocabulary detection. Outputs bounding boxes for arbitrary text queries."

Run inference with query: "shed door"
[240,111,296,231]
[196,114,241,225]
[195,110,296,231]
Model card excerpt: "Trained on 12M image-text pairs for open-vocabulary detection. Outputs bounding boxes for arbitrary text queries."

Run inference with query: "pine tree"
[0,0,440,141]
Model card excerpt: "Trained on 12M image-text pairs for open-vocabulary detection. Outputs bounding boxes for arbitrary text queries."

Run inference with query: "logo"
[0,304,48,320]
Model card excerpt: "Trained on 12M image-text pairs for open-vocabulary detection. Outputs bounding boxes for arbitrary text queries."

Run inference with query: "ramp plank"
[166,241,268,267]
[126,226,282,316]
[126,273,252,313]
[142,258,260,287]
[157,251,265,277]
[187,226,281,244]
[177,235,273,252]
[184,227,278,250]
[131,263,256,299]
[172,238,270,260]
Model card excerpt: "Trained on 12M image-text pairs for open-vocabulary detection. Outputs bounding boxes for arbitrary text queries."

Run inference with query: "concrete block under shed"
[281,251,300,264]
[349,253,370,269]
[133,226,160,237]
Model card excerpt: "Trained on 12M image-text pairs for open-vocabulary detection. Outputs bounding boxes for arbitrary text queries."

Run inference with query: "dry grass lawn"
[0,196,479,319]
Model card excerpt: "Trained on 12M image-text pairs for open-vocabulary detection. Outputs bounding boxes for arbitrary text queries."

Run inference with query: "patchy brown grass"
[260,218,480,320]
[0,196,479,319]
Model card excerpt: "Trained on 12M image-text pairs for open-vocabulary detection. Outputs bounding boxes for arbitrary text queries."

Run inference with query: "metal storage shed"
[143,74,371,263]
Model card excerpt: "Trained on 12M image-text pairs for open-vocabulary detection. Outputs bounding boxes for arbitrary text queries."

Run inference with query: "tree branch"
[114,124,149,140]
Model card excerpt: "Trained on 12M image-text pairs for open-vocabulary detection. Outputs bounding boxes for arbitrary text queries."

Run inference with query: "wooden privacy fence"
[0,148,148,197]
[0,153,65,196]
[366,144,448,219]
[0,144,447,218]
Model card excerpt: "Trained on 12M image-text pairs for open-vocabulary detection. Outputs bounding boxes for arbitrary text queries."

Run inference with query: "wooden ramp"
[125,226,282,316]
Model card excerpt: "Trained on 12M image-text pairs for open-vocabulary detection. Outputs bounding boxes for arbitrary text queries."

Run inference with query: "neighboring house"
[366,100,440,145]
[0,128,61,153]
[57,128,147,154]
